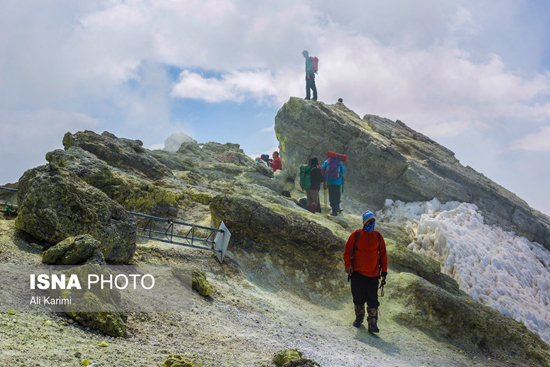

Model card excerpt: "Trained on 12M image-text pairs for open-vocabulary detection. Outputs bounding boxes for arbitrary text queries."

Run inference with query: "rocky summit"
[1,101,550,366]
[275,97,550,250]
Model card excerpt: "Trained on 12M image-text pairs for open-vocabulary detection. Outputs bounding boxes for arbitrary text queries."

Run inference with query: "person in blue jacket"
[322,157,345,216]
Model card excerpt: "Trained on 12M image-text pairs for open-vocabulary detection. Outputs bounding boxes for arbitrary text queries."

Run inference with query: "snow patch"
[378,198,550,345]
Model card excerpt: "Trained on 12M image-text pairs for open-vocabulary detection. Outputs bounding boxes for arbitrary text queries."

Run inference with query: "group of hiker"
[299,152,345,216]
[255,151,282,172]
[298,151,387,332]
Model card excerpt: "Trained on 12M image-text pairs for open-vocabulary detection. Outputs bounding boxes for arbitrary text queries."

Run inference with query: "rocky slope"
[275,97,550,250]
[1,112,549,366]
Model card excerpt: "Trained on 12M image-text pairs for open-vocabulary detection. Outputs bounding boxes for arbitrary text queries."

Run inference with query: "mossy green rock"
[164,354,199,367]
[192,268,213,297]
[15,166,136,263]
[387,272,550,365]
[273,349,303,366]
[171,266,213,297]
[42,234,103,265]
[210,195,347,306]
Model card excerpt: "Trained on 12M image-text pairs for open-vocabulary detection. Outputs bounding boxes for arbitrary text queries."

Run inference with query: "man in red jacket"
[343,210,388,332]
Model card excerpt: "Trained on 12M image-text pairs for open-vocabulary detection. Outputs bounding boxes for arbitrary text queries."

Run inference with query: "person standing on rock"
[343,210,388,332]
[271,151,282,172]
[302,50,317,101]
[306,157,325,213]
[322,156,345,216]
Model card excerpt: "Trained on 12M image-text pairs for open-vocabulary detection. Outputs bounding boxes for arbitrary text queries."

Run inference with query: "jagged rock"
[42,234,104,265]
[164,355,198,367]
[47,138,181,217]
[273,349,303,366]
[15,165,136,263]
[192,268,213,297]
[171,266,213,297]
[63,130,173,180]
[210,195,347,305]
[387,272,550,363]
[283,359,321,367]
[275,97,550,250]
[47,265,128,338]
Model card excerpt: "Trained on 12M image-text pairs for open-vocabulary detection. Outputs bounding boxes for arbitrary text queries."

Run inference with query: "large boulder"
[209,195,347,305]
[46,146,181,217]
[274,97,550,250]
[15,165,136,263]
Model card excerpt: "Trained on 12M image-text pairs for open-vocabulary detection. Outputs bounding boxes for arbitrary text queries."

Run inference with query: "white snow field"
[377,198,550,346]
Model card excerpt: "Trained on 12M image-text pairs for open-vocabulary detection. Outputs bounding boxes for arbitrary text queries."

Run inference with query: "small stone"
[8,310,16,315]
[81,359,90,366]
[75,352,81,358]
[68,319,74,324]
[99,341,109,347]
[44,320,51,326]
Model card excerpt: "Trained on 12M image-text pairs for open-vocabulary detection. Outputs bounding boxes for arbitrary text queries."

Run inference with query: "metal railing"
[0,186,18,214]
[127,212,231,263]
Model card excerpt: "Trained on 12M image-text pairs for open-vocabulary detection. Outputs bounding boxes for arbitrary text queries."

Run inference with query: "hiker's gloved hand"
[307,74,310,79]
[381,271,387,281]
[345,266,352,275]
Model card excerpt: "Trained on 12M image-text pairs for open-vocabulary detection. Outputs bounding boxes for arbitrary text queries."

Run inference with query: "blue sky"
[1,0,550,216]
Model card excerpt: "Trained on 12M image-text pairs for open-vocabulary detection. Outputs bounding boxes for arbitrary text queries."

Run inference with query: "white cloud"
[510,126,550,152]
[261,124,274,133]
[171,70,299,104]
[0,109,102,182]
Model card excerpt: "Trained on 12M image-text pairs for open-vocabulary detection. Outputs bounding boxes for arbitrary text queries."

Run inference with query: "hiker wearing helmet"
[343,210,388,332]
[322,156,345,216]
[302,50,317,101]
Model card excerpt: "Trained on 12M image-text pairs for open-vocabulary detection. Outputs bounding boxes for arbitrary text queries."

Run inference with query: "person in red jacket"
[271,151,282,172]
[343,210,388,332]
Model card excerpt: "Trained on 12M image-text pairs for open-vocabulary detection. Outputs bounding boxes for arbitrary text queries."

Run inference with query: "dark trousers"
[328,184,341,212]
[305,74,317,100]
[351,271,380,308]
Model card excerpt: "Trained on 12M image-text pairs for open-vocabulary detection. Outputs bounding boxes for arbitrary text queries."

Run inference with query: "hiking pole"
[324,183,328,213]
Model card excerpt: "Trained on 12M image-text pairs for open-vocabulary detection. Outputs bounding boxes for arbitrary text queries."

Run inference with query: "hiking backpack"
[325,157,341,180]
[311,57,319,73]
[299,165,312,190]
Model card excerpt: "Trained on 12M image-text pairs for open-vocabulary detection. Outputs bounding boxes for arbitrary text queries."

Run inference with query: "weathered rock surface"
[42,234,105,265]
[388,272,550,364]
[275,97,550,250]
[15,165,136,263]
[273,349,303,366]
[210,195,347,305]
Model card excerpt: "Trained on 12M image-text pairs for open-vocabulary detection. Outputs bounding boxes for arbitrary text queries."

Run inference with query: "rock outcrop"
[42,234,106,265]
[15,165,136,263]
[388,271,550,363]
[209,195,347,305]
[275,97,550,250]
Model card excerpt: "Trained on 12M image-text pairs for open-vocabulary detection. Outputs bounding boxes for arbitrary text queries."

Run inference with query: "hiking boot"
[337,208,344,213]
[306,204,317,214]
[330,212,338,216]
[304,97,310,100]
[367,307,379,333]
[353,304,365,327]
[312,97,317,101]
